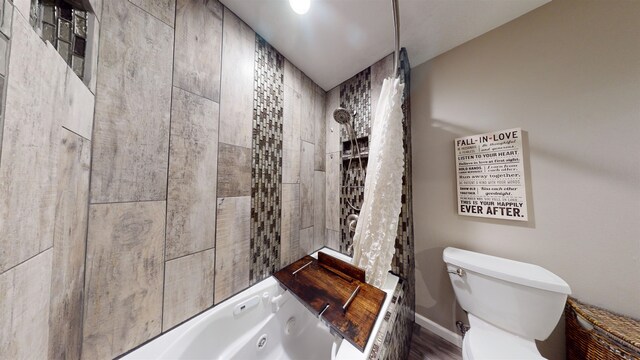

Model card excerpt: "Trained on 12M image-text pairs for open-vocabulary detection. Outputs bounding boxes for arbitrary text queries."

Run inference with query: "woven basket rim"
[567,297,640,349]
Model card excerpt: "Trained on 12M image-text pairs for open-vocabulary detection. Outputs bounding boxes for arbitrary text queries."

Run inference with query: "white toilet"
[443,247,571,360]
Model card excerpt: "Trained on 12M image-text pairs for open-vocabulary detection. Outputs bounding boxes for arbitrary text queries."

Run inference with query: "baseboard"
[414,313,463,348]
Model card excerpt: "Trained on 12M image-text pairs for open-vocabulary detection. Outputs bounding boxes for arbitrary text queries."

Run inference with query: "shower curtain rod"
[391,0,400,77]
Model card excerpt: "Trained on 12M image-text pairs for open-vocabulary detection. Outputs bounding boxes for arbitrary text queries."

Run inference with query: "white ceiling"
[221,0,550,90]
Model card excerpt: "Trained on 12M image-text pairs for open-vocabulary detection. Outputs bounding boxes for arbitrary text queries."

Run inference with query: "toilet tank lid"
[443,247,571,294]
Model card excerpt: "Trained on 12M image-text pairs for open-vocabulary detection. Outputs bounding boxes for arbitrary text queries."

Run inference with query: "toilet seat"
[463,315,545,360]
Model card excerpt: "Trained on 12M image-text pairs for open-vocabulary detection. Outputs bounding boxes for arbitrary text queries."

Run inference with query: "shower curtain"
[352,76,405,287]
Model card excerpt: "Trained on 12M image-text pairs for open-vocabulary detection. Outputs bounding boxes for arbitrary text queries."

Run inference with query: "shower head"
[333,107,352,125]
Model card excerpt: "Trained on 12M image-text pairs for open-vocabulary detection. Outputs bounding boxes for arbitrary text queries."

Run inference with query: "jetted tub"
[122,248,399,360]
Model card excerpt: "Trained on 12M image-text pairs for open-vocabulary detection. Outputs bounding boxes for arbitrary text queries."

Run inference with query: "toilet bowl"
[463,314,543,359]
[443,247,571,360]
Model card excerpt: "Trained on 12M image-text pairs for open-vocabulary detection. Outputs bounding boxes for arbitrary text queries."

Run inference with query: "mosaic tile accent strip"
[31,0,88,79]
[339,67,371,253]
[368,279,414,360]
[250,35,284,283]
[394,49,415,312]
[340,67,371,141]
[391,49,414,289]
[340,158,366,253]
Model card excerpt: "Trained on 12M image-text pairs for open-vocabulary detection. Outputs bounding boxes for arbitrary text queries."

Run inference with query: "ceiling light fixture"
[289,0,310,15]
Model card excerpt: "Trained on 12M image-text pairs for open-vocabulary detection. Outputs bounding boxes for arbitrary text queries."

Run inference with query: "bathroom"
[0,0,638,359]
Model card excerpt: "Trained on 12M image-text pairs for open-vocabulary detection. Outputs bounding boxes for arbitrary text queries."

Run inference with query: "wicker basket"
[566,297,640,360]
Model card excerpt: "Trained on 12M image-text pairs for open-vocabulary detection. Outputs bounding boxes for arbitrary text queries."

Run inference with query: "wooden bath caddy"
[273,252,386,352]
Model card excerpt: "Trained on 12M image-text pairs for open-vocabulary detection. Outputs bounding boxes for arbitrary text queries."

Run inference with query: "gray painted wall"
[410,0,640,358]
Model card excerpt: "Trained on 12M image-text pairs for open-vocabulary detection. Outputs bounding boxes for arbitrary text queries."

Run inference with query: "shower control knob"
[347,214,358,232]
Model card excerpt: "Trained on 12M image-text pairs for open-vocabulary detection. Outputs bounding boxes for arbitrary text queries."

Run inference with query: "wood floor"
[408,323,463,360]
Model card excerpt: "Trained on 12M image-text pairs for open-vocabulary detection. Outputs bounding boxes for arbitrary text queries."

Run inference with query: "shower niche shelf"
[273,252,386,352]
[342,136,369,161]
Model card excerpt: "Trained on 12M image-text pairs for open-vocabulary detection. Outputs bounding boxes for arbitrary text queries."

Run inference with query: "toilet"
[443,247,571,359]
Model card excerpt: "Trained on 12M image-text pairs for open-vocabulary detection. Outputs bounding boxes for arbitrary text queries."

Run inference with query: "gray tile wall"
[165,87,219,260]
[49,132,91,360]
[214,196,251,303]
[83,201,166,359]
[314,170,326,251]
[85,0,325,356]
[217,142,252,197]
[173,0,222,101]
[0,1,329,358]
[163,248,215,330]
[89,0,173,203]
[0,0,12,164]
[281,183,301,267]
[0,6,95,359]
[129,0,175,27]
[0,250,53,359]
[218,7,254,148]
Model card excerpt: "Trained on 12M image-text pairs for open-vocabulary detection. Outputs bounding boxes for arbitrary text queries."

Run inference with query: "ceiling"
[221,0,550,91]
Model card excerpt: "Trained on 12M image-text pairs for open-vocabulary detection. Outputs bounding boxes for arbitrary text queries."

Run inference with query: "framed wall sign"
[455,128,528,221]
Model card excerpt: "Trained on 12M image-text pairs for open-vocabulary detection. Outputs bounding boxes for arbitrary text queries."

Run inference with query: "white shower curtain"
[351,76,405,288]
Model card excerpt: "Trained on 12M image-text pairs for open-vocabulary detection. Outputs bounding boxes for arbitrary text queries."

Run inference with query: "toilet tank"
[443,247,571,340]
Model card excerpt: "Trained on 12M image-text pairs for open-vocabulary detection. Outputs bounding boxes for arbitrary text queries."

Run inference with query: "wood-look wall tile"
[48,131,91,360]
[0,0,12,37]
[166,87,219,260]
[0,12,61,273]
[12,0,29,19]
[219,8,254,148]
[217,143,251,197]
[162,249,215,330]
[313,171,326,251]
[0,250,53,359]
[327,230,340,251]
[326,152,341,232]
[82,201,165,359]
[173,0,222,101]
[88,0,102,20]
[90,0,173,203]
[300,140,314,228]
[299,226,314,258]
[59,60,95,140]
[214,196,251,304]
[283,82,301,184]
[371,53,394,127]
[314,88,326,171]
[325,87,341,154]
[0,36,7,77]
[300,76,315,143]
[283,58,302,93]
[281,184,300,268]
[128,0,175,27]
[85,13,100,94]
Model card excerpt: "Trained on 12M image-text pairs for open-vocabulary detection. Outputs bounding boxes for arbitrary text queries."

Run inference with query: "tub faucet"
[270,290,289,313]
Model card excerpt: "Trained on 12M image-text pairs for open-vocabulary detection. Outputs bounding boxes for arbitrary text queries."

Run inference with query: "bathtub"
[121,248,399,360]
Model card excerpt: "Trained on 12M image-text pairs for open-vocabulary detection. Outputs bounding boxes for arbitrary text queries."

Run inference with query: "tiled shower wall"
[325,50,415,360]
[83,0,326,358]
[0,0,99,359]
[0,0,325,358]
[0,0,409,358]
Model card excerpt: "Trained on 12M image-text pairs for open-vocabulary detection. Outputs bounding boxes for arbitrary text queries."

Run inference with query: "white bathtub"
[122,248,399,360]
